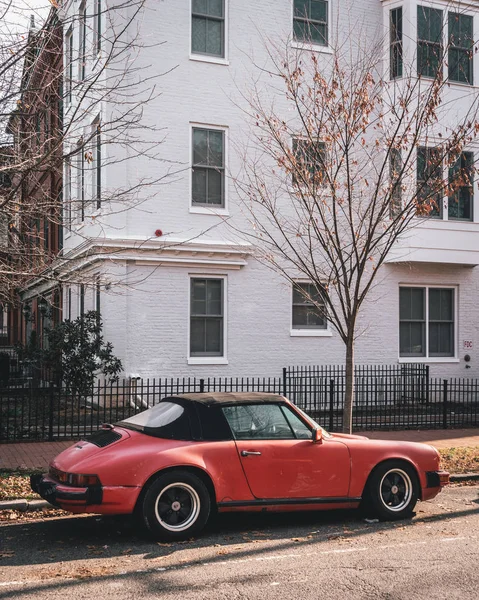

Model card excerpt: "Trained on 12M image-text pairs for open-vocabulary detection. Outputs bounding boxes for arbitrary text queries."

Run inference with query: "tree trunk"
[343,336,354,434]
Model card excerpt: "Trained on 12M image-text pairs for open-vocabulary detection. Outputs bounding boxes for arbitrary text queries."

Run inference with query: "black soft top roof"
[165,392,286,406]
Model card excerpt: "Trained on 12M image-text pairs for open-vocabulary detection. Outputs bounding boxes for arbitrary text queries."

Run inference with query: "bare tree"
[237,18,479,433]
[0,0,170,313]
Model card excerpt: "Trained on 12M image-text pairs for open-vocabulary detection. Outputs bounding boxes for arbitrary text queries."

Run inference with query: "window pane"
[310,1,327,22]
[191,279,207,315]
[448,48,472,84]
[400,322,425,356]
[429,322,453,356]
[207,0,223,18]
[207,130,223,167]
[193,128,208,165]
[191,16,207,54]
[192,168,207,204]
[205,318,222,353]
[206,279,222,315]
[429,288,453,321]
[418,7,443,42]
[223,404,295,440]
[400,288,425,320]
[191,317,206,354]
[310,23,327,45]
[207,169,223,205]
[206,19,223,56]
[193,0,207,14]
[282,407,311,439]
[293,19,307,42]
[294,0,309,18]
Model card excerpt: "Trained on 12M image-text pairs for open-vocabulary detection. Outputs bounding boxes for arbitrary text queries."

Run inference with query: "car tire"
[362,460,419,521]
[141,470,211,541]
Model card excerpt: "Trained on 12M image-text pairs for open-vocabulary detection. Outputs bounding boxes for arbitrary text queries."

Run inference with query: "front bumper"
[30,474,102,508]
[426,470,450,488]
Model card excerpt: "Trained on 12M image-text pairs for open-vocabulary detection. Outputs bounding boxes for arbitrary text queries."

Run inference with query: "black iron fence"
[0,364,478,442]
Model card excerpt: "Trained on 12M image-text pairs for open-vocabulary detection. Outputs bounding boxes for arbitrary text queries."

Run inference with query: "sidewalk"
[1,429,478,471]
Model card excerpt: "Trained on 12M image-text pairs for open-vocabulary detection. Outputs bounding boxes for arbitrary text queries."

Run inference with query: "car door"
[222,403,350,499]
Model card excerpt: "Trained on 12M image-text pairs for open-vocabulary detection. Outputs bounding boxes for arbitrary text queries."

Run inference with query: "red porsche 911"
[31,393,449,540]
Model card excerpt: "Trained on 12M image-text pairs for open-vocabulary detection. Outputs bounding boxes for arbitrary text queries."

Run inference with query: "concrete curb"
[0,499,55,511]
[449,473,479,482]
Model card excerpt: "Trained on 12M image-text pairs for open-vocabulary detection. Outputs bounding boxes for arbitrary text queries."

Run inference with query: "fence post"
[282,367,287,398]
[48,381,55,442]
[199,378,205,393]
[328,379,334,431]
[425,365,430,406]
[442,379,448,429]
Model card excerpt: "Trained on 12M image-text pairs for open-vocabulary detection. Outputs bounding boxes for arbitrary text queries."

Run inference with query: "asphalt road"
[1,485,478,599]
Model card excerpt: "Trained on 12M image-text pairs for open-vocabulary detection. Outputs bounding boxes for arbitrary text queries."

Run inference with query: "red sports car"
[31,393,449,540]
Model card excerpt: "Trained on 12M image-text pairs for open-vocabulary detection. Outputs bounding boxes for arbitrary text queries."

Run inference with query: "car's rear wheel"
[362,460,419,521]
[141,470,211,541]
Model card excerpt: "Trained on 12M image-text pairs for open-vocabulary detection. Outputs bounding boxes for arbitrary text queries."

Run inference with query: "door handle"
[241,450,262,456]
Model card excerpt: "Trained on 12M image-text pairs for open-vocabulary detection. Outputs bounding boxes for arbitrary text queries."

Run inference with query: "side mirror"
[312,428,323,444]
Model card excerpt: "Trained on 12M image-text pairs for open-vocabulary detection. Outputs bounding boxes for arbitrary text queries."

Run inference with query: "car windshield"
[116,401,192,440]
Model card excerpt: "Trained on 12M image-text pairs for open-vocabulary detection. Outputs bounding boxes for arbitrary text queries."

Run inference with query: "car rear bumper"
[30,474,141,514]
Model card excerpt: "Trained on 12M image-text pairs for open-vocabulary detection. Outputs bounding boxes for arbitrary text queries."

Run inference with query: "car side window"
[222,404,297,440]
[281,406,312,439]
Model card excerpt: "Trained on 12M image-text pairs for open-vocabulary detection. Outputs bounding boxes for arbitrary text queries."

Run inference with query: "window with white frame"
[417,5,443,78]
[79,3,86,81]
[78,148,85,221]
[399,286,455,358]
[66,28,73,103]
[190,278,224,356]
[293,0,328,47]
[292,282,327,330]
[449,151,473,221]
[448,12,473,84]
[192,127,225,207]
[191,0,225,58]
[390,7,403,79]
[389,148,402,218]
[292,137,327,187]
[416,146,442,218]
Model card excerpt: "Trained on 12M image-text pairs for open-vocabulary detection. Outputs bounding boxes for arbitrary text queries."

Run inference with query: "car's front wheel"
[141,470,211,541]
[362,460,419,521]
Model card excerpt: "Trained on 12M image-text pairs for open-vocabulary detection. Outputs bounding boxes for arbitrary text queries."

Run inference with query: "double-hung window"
[400,287,455,358]
[390,7,403,79]
[64,158,72,228]
[192,127,225,207]
[292,282,327,330]
[417,5,443,78]
[293,0,328,47]
[93,0,102,55]
[191,0,225,58]
[448,151,473,221]
[448,12,473,84]
[190,278,224,357]
[416,147,442,217]
[292,138,326,187]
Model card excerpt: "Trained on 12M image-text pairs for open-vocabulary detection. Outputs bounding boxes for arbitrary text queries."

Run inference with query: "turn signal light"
[49,467,100,487]
[438,471,450,486]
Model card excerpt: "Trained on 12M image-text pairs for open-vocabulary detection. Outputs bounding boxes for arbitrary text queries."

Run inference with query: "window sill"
[290,329,332,337]
[190,206,229,216]
[291,40,333,54]
[398,357,460,364]
[188,356,229,365]
[190,54,229,66]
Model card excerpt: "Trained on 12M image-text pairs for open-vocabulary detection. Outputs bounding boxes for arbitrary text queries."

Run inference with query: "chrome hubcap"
[154,483,201,532]
[379,468,413,512]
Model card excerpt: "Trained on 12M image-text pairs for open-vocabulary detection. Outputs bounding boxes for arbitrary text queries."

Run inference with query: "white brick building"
[58,0,479,379]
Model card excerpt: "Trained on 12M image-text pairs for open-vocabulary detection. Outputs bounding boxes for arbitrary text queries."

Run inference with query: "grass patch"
[439,447,479,474]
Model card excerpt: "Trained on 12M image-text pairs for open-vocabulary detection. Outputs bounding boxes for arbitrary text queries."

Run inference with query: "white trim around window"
[398,284,459,363]
[189,0,229,65]
[290,281,332,337]
[189,122,229,215]
[187,274,228,365]
[291,0,333,54]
